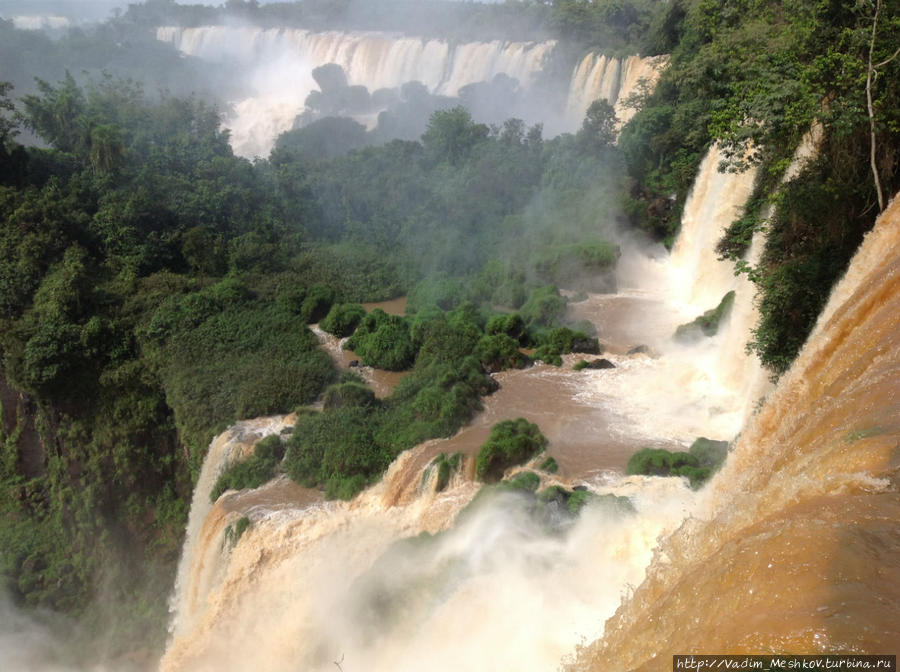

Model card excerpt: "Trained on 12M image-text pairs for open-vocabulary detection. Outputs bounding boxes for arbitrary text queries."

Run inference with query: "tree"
[422,106,489,166]
[22,72,87,154]
[866,0,900,212]
[0,81,17,147]
[577,99,617,153]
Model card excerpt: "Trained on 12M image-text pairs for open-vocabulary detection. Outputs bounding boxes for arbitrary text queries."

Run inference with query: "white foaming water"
[157,26,557,157]
[10,15,70,30]
[575,143,764,445]
[156,26,665,157]
[565,52,667,129]
[167,415,294,640]
[161,439,698,672]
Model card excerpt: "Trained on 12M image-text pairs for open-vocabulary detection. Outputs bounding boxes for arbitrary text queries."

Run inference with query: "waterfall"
[157,26,557,157]
[156,26,664,157]
[161,438,697,672]
[168,415,294,640]
[573,193,900,668]
[565,52,667,129]
[161,131,898,667]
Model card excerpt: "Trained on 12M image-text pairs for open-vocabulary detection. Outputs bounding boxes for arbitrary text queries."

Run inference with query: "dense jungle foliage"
[619,0,899,372]
[0,0,897,661]
[0,14,621,651]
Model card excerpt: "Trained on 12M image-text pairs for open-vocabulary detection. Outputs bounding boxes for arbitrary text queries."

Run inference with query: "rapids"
[160,143,787,671]
[573,195,900,667]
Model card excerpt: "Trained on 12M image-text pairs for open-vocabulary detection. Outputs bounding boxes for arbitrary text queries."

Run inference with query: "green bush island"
[475,419,548,483]
[345,308,416,370]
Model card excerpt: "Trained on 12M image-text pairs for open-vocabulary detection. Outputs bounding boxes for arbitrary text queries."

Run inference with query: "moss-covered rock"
[573,358,616,370]
[674,291,736,343]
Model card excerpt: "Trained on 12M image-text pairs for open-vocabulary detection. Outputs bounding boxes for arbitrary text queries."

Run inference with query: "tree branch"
[867,0,885,212]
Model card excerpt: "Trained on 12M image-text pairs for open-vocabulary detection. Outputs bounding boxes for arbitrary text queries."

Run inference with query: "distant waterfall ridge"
[156,26,665,156]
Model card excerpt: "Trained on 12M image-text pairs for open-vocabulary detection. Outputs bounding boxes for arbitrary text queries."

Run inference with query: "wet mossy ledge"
[673,291,736,343]
[625,437,729,488]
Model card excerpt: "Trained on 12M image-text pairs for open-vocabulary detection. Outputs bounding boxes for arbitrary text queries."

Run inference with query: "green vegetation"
[210,435,285,503]
[224,516,251,548]
[345,309,415,371]
[619,0,900,373]
[539,456,559,473]
[475,419,548,483]
[426,452,463,493]
[674,291,736,343]
[626,437,729,488]
[0,0,895,658]
[319,302,366,337]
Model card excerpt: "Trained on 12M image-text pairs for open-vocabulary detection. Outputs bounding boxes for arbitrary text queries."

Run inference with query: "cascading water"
[573,193,900,668]
[157,26,556,157]
[160,140,899,670]
[168,415,295,641]
[160,141,774,671]
[156,26,663,157]
[565,52,667,129]
[575,142,765,445]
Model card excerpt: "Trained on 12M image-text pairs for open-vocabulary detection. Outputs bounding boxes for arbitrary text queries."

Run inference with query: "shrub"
[549,327,601,354]
[322,381,377,411]
[320,302,366,336]
[626,439,727,489]
[414,312,482,367]
[485,312,525,342]
[299,284,336,323]
[475,333,524,372]
[539,456,558,473]
[284,406,386,499]
[532,345,563,366]
[345,308,415,370]
[475,418,548,483]
[210,434,284,502]
[520,285,567,328]
[501,470,541,493]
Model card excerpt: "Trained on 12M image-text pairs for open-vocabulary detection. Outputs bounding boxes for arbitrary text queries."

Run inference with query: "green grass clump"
[475,418,547,483]
[539,456,559,473]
